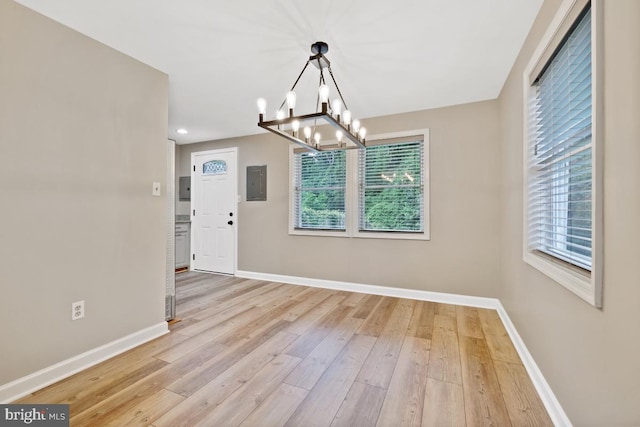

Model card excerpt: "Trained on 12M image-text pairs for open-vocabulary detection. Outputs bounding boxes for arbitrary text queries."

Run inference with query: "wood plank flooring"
[17,272,553,426]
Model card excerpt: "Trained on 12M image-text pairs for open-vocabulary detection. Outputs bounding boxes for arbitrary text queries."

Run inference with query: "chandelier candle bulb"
[276,110,285,120]
[319,84,330,103]
[275,109,285,130]
[256,98,267,121]
[319,84,330,112]
[292,120,300,137]
[314,132,321,148]
[304,126,311,142]
[352,119,360,133]
[286,91,296,116]
[332,99,342,116]
[336,130,343,147]
[359,127,366,141]
[343,110,352,126]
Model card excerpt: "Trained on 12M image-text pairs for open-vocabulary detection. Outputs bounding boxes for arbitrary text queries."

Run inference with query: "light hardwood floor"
[17,272,553,426]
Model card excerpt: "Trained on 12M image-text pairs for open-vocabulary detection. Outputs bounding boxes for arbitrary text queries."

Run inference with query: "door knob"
[228,220,233,225]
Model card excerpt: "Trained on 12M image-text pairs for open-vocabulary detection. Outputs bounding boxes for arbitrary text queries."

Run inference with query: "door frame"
[190,147,238,275]
[166,139,176,320]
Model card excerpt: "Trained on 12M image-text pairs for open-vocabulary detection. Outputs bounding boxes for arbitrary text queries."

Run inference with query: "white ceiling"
[14,0,542,144]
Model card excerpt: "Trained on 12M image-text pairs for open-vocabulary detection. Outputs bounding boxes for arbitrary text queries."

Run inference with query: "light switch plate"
[152,182,161,196]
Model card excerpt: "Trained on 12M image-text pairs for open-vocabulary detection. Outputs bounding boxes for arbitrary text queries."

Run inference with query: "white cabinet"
[175,223,190,269]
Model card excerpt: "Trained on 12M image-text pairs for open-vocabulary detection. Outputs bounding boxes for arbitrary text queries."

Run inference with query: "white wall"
[0,0,168,385]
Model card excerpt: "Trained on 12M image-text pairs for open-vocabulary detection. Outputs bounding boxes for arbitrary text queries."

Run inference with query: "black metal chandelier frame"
[257,41,366,152]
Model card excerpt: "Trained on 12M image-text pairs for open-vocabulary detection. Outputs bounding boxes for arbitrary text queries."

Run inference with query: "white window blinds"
[527,5,592,270]
[293,150,346,230]
[359,140,424,232]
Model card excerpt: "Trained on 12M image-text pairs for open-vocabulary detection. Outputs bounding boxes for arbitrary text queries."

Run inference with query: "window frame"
[289,128,430,240]
[351,130,430,240]
[290,149,348,235]
[522,0,603,307]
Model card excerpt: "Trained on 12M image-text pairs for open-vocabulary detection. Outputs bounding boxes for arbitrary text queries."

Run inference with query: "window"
[529,6,592,268]
[359,141,424,232]
[292,150,346,231]
[290,129,429,240]
[524,0,602,306]
[203,160,227,175]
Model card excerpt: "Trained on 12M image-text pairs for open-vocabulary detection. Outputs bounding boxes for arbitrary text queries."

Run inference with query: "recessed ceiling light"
[176,128,188,134]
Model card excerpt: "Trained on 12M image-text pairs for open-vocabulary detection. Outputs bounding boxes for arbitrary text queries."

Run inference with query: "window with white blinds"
[359,141,424,232]
[528,5,592,270]
[524,0,602,307]
[290,129,430,240]
[292,150,346,230]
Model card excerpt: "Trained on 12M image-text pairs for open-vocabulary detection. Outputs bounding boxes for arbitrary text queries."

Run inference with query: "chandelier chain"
[278,60,311,113]
[327,66,349,112]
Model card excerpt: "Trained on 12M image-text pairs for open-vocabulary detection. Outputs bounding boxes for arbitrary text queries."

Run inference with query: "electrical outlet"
[72,300,85,320]
[152,182,161,196]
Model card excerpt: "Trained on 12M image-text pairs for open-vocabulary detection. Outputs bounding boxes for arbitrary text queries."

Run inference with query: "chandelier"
[256,41,366,152]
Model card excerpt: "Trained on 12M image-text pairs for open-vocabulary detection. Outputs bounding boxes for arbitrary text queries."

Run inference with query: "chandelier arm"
[327,66,349,111]
[278,60,311,112]
[258,112,365,150]
[290,60,311,92]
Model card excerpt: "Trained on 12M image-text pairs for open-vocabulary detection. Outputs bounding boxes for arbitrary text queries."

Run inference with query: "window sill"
[289,229,349,238]
[288,228,430,241]
[353,230,430,241]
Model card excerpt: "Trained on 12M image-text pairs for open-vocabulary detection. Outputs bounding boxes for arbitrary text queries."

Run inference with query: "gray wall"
[0,1,168,384]
[498,0,640,425]
[178,100,502,298]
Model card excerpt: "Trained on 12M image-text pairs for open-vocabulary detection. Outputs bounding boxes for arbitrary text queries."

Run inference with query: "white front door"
[191,148,237,274]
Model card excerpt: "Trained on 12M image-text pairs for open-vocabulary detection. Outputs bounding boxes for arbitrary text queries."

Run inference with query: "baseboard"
[0,322,168,403]
[495,302,572,426]
[236,270,499,309]
[236,270,571,426]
